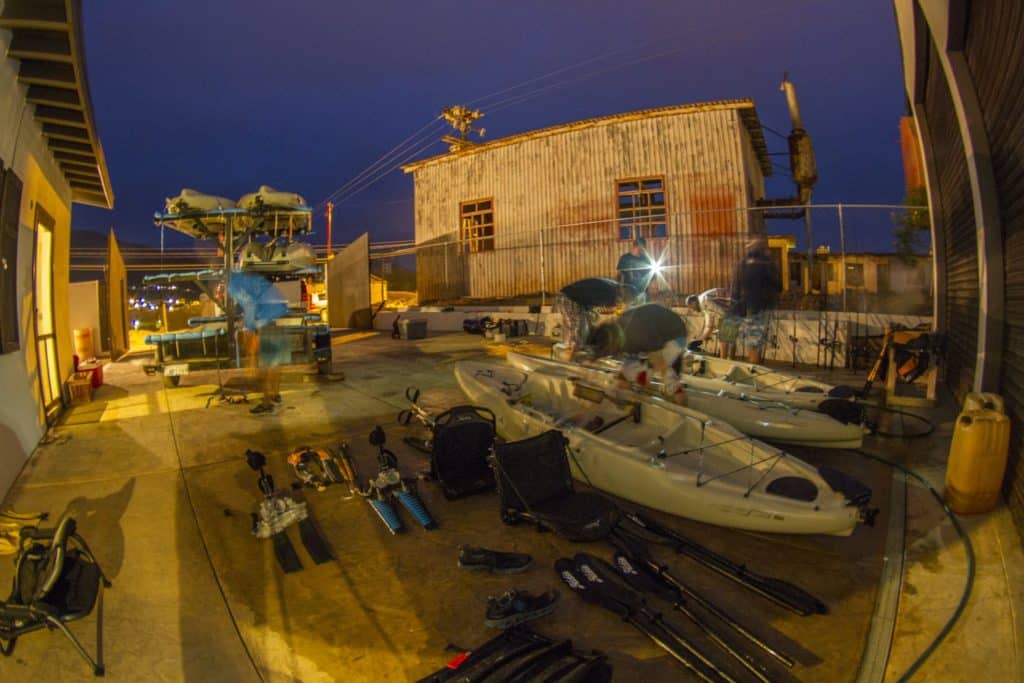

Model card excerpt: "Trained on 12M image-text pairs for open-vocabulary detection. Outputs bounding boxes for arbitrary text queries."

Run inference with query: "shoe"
[250,404,274,414]
[485,589,560,628]
[458,545,532,574]
[272,395,283,404]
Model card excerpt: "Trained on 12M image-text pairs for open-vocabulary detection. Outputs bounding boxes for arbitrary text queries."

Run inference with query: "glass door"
[34,208,61,418]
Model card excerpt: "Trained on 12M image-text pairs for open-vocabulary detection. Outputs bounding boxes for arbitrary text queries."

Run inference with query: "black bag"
[430,405,497,499]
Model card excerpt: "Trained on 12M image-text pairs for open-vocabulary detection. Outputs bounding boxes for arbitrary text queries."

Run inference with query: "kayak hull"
[506,351,863,449]
[455,361,862,536]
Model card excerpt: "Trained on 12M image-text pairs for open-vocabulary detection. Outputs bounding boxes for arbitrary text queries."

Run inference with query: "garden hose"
[852,449,974,682]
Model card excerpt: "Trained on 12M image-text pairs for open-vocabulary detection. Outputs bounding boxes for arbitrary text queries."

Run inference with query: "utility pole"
[441,105,486,152]
[326,201,333,258]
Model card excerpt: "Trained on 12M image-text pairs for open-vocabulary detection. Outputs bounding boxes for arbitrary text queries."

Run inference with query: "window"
[460,198,494,254]
[845,263,865,288]
[617,177,667,240]
[0,166,23,354]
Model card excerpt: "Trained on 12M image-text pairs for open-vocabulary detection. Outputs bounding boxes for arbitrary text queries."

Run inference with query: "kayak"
[640,351,853,411]
[454,360,868,536]
[506,351,864,449]
[165,188,236,214]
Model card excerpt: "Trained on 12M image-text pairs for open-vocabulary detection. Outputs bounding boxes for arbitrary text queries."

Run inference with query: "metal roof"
[402,98,772,177]
[0,0,113,208]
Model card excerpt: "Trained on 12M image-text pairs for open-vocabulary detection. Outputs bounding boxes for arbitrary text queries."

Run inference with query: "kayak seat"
[493,430,619,542]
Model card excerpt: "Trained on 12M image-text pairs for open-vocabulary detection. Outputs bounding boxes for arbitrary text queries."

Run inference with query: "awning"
[0,0,113,208]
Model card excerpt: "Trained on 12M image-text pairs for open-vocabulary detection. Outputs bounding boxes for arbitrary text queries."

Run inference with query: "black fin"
[272,532,303,573]
[298,518,334,564]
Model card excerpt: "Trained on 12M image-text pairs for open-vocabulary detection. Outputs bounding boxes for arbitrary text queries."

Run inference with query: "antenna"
[441,105,486,151]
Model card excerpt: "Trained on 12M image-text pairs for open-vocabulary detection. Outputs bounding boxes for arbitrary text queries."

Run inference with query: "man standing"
[616,238,653,306]
[228,271,290,414]
[730,238,781,363]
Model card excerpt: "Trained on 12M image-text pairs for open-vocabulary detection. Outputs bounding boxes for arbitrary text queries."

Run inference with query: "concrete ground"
[0,332,1019,682]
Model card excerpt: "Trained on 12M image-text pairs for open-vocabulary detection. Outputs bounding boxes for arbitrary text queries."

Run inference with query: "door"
[33,206,61,419]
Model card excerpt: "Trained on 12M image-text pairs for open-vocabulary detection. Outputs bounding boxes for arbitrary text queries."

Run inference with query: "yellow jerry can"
[944,408,1011,515]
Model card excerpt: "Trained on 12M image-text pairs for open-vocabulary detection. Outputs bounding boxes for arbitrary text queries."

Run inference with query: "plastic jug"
[944,408,1011,515]
[962,391,1005,414]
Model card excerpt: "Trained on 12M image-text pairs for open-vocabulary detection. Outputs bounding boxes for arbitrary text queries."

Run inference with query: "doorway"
[33,206,61,420]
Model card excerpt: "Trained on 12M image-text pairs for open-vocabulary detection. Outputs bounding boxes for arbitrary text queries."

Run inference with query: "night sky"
[72,1,908,252]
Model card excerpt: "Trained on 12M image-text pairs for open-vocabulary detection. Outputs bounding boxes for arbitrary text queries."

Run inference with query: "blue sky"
[73,1,908,251]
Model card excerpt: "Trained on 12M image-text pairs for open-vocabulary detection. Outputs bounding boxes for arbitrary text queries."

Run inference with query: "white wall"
[68,280,103,356]
[0,26,74,497]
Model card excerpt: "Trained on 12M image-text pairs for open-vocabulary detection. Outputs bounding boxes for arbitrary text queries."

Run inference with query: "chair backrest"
[493,430,574,512]
[431,405,496,499]
[30,517,77,603]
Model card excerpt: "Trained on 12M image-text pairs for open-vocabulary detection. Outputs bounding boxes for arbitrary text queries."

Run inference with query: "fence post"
[539,227,546,309]
[838,204,847,313]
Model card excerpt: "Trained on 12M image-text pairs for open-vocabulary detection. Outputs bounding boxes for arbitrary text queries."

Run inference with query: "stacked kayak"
[454,360,870,536]
[506,351,864,449]
[673,351,854,411]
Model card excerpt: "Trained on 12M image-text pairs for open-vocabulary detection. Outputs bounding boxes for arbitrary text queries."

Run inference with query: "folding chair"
[0,517,110,676]
[492,430,619,542]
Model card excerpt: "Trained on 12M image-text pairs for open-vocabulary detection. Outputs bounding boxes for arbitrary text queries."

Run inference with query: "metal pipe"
[780,75,804,132]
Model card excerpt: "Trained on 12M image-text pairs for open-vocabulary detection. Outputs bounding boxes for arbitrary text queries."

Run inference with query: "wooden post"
[326,201,334,257]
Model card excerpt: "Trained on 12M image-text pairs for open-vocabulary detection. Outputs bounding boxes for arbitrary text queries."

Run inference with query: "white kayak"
[454,360,868,536]
[657,351,852,412]
[506,351,863,449]
[165,188,236,214]
[238,239,316,273]
[237,185,307,210]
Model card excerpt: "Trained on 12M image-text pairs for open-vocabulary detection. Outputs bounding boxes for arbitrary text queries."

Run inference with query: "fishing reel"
[245,449,275,498]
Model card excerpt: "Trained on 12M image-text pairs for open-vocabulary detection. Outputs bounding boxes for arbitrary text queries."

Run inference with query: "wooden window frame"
[459,198,495,254]
[615,176,667,241]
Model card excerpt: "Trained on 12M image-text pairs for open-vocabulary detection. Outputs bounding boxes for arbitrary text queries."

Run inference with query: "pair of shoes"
[458,545,532,575]
[250,404,274,414]
[485,589,560,628]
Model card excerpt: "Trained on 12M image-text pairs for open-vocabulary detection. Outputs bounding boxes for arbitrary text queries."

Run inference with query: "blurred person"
[730,237,781,363]
[684,288,730,353]
[555,277,620,360]
[616,238,653,306]
[228,271,290,414]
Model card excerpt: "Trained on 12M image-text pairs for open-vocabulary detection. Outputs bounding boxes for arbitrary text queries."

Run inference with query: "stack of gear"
[399,388,497,500]
[356,426,436,534]
[246,450,334,573]
[288,445,355,492]
[862,324,943,396]
[416,628,611,683]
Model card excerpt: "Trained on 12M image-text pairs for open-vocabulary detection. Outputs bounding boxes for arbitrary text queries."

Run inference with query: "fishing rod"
[610,529,797,669]
[612,550,775,682]
[619,511,828,617]
[556,558,730,683]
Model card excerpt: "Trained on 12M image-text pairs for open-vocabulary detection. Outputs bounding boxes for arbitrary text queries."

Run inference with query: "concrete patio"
[0,332,1019,682]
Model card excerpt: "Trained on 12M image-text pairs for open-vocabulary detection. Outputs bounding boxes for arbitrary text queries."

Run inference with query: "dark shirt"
[617,252,652,291]
[731,250,781,316]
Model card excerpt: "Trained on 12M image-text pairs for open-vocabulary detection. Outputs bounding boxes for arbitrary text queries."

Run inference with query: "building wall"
[411,108,761,301]
[0,27,74,496]
[894,0,1024,535]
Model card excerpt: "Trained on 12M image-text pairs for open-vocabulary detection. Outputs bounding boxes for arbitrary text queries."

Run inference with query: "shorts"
[742,311,771,350]
[258,325,292,367]
[719,316,742,344]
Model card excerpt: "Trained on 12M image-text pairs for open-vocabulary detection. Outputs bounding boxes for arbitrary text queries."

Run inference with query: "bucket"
[73,328,94,360]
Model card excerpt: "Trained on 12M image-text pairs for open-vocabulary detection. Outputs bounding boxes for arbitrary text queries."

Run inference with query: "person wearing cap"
[730,237,781,363]
[616,238,653,306]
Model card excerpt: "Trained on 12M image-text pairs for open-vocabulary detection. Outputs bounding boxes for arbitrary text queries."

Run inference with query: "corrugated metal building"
[893,0,1024,535]
[402,100,772,302]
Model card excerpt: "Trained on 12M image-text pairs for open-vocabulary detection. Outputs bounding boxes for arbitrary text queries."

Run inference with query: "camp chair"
[0,517,110,676]
[430,405,498,500]
[493,430,619,542]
